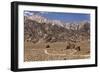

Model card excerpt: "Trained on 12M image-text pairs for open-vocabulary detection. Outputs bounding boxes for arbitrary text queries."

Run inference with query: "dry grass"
[24,40,90,62]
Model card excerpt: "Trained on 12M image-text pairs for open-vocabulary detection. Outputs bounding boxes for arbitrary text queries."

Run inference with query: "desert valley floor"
[24,40,90,62]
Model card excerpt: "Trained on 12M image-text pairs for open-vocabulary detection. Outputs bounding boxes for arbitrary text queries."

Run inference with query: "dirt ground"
[24,40,90,62]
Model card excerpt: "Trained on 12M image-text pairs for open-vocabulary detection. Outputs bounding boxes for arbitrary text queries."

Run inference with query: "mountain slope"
[24,15,90,44]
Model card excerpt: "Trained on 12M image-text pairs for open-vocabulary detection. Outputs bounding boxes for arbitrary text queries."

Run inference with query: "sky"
[24,11,90,23]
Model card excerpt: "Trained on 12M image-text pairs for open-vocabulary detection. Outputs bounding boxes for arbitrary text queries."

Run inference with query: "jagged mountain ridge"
[24,14,90,43]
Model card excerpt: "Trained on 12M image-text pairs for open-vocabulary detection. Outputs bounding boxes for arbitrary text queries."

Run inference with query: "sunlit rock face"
[24,13,90,44]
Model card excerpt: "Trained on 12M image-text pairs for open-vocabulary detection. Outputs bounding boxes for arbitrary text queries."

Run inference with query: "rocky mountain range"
[24,14,90,44]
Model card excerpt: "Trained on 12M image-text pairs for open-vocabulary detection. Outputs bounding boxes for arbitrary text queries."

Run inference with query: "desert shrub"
[75,46,81,51]
[46,45,50,48]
